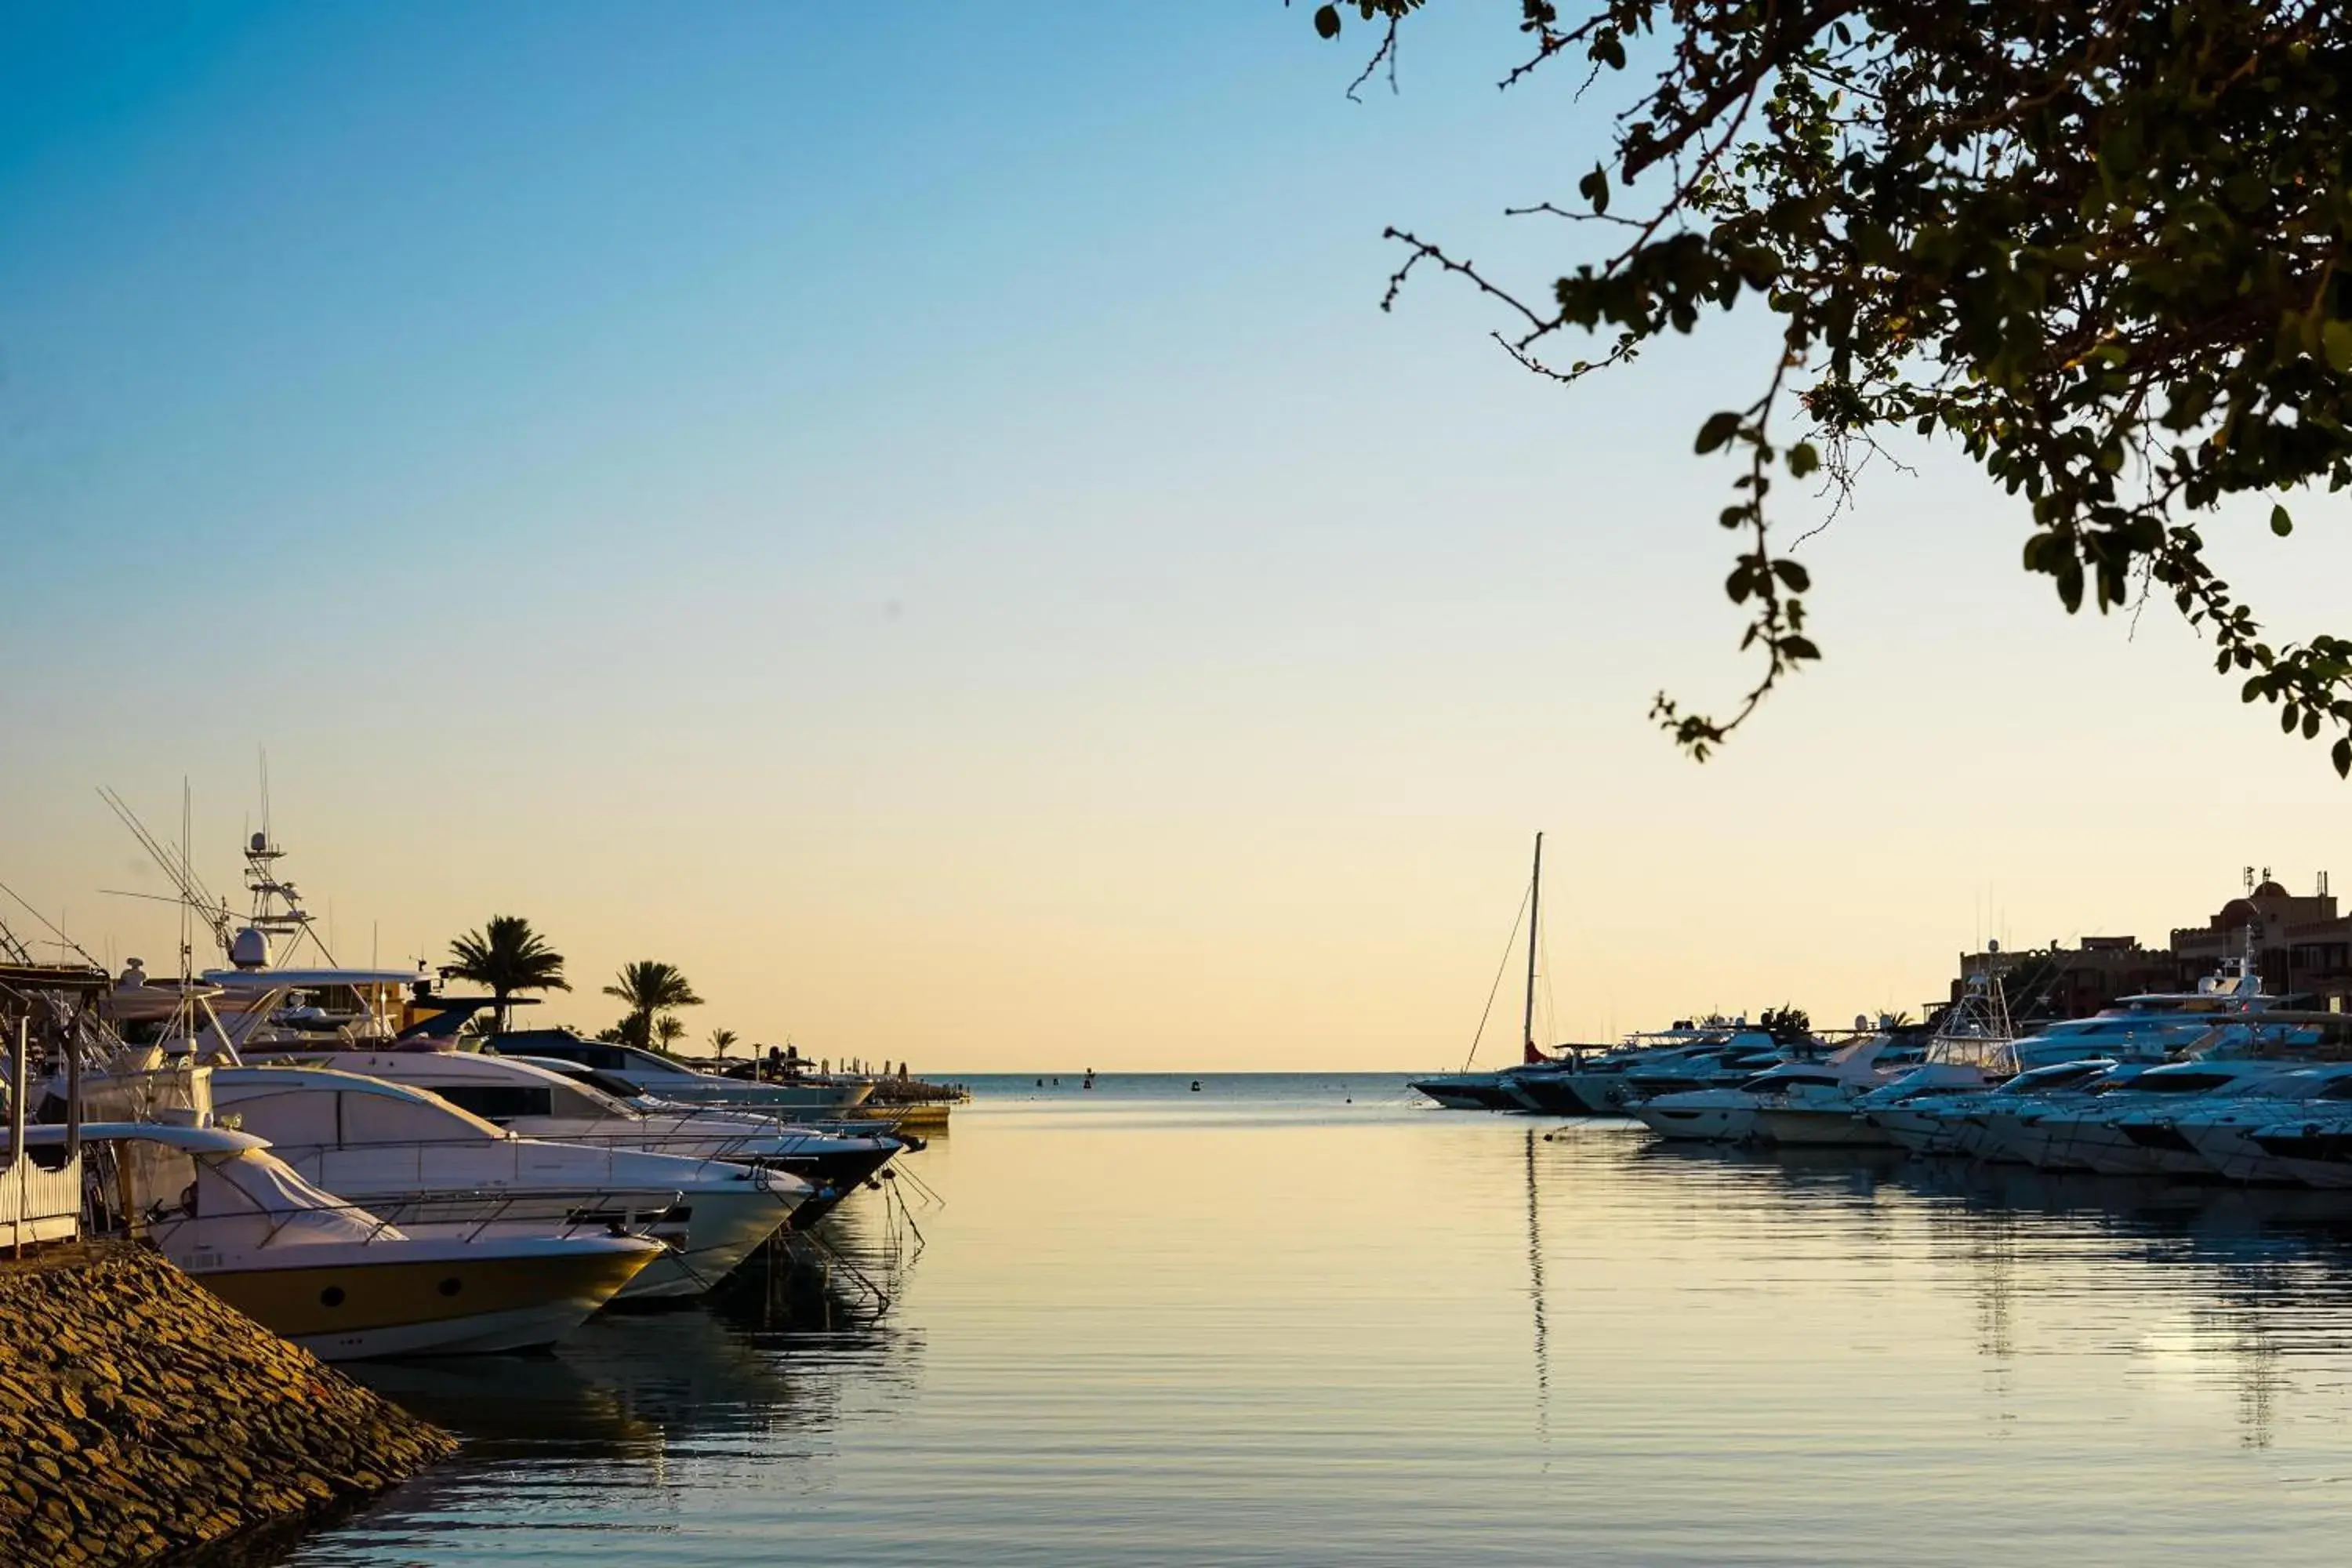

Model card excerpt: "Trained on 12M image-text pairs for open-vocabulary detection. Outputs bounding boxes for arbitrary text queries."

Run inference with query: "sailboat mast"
[1523,833,1543,1058]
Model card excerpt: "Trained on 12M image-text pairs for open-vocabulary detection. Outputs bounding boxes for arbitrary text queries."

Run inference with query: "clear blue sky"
[4,5,2345,1066]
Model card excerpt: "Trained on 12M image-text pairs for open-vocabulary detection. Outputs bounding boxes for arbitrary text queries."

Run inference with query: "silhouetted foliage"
[602,960,704,1051]
[1310,0,2352,771]
[444,915,570,1033]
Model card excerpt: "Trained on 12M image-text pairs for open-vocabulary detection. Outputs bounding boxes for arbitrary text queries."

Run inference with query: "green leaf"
[1771,559,1811,592]
[1788,441,1820,479]
[1313,4,1341,39]
[1695,412,1742,454]
[2271,503,2294,537]
[2325,319,2352,372]
[2333,738,2350,779]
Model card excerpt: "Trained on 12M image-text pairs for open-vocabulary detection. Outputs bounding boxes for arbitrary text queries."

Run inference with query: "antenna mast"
[1523,833,1543,1060]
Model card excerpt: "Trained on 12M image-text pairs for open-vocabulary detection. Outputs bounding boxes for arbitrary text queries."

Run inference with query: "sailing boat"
[1410,835,1555,1112]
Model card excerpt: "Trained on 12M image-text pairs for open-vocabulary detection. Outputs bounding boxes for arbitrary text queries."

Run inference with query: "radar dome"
[228,926,272,970]
[250,832,268,854]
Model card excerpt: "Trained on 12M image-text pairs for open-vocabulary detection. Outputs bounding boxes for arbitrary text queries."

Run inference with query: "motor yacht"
[42,1123,658,1359]
[1963,1061,2165,1167]
[1405,1069,1527,1112]
[1632,1056,1867,1144]
[206,1065,808,1299]
[2237,1110,2352,1189]
[2137,1063,2352,1183]
[489,1030,874,1112]
[1992,1058,2291,1173]
[1995,955,2292,1071]
[1617,1037,1788,1104]
[1498,1059,1621,1116]
[246,1047,902,1225]
[1863,1059,2110,1156]
[1545,1029,1743,1114]
[1749,1037,1929,1146]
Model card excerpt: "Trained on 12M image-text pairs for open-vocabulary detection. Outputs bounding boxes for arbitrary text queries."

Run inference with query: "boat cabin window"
[2136,1070,2239,1094]
[339,1090,491,1142]
[219,1089,339,1146]
[1748,1072,1840,1091]
[575,1069,649,1099]
[433,1083,555,1121]
[548,1081,634,1117]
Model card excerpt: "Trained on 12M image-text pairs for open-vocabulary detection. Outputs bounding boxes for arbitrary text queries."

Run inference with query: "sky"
[3,5,2348,1072]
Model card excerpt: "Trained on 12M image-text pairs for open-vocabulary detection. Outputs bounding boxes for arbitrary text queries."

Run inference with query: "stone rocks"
[0,1241,455,1565]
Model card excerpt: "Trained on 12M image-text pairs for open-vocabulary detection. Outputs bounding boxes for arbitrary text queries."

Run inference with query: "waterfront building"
[1948,871,2352,1018]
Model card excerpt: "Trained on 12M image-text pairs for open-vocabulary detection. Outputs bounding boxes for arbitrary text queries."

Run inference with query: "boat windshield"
[1991,1062,2114,1097]
[2132,1069,2244,1095]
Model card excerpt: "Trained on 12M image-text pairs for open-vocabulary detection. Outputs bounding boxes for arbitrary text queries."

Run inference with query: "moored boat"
[49,1123,659,1358]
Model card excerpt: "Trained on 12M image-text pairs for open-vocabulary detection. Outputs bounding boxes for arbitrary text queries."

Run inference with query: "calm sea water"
[267,1073,2352,1565]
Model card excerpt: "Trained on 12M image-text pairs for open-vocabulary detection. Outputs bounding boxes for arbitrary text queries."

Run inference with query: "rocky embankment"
[0,1242,454,1565]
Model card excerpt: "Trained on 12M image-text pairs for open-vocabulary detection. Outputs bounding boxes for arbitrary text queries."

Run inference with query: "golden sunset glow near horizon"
[6,8,2349,1072]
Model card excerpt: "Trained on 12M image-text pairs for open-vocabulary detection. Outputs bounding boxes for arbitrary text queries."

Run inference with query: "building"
[1949,870,2349,1018]
[1952,935,2175,1021]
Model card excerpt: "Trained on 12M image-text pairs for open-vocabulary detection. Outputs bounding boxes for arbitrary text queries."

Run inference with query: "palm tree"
[445,916,571,1034]
[708,1028,739,1060]
[654,1015,688,1054]
[601,960,703,1050]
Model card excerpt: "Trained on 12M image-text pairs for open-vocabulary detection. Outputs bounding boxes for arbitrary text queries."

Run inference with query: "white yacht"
[1998,955,2290,1069]
[1991,1058,2291,1173]
[491,1031,874,1113]
[1633,1056,1870,1144]
[1962,1061,2167,1166]
[2232,1109,2352,1189]
[207,1065,809,1299]
[2133,1063,2352,1182]
[1617,1036,1787,1103]
[245,1046,904,1224]
[1747,1036,1917,1147]
[108,955,901,1184]
[1863,1058,2110,1156]
[42,1123,659,1359]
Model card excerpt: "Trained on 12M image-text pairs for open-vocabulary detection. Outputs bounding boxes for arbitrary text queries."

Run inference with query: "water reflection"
[269,1083,2352,1566]
[1616,1131,2352,1457]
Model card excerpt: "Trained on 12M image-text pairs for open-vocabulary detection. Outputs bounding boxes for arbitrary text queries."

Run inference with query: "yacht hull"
[2096,1120,2223,1178]
[194,1242,655,1359]
[1869,1106,1972,1156]
[1976,1112,2090,1170]
[1409,1076,1523,1112]
[2245,1127,2352,1189]
[391,1186,797,1301]
[1632,1098,1759,1142]
[2178,1122,2303,1185]
[1753,1108,1887,1148]
[655,1079,875,1112]
[1559,1073,1635,1112]
[1502,1070,1612,1116]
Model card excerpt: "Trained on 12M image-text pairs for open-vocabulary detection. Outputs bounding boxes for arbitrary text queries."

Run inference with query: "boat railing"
[347,1185,692,1245]
[243,1185,690,1248]
[101,1183,688,1250]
